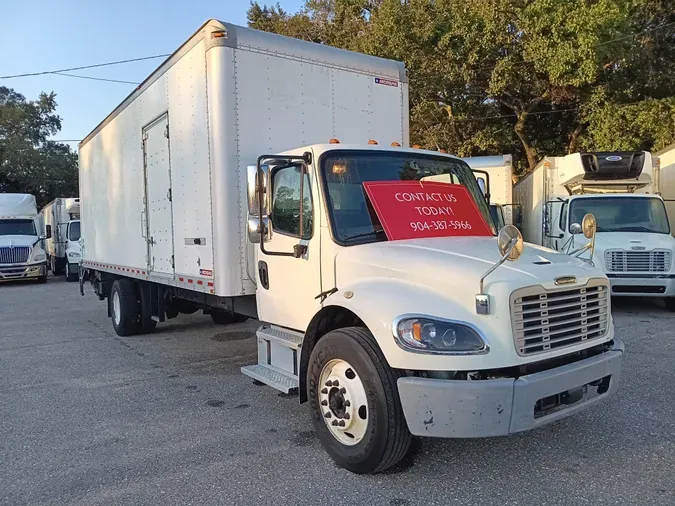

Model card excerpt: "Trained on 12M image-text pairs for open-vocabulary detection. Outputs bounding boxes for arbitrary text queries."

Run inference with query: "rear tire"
[210,310,249,325]
[110,279,140,336]
[307,327,412,474]
[37,275,47,284]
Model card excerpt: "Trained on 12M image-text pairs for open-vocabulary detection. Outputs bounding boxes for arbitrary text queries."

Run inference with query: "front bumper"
[606,274,675,297]
[398,339,624,438]
[0,262,47,280]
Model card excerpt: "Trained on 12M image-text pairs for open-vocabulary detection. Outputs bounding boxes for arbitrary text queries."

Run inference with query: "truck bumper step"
[241,364,298,394]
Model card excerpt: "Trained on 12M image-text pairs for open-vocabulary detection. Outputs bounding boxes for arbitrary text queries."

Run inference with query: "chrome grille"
[511,280,610,356]
[605,250,671,272]
[0,246,30,264]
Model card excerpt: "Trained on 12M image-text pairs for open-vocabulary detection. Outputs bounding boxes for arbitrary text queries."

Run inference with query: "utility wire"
[52,72,140,85]
[0,54,170,80]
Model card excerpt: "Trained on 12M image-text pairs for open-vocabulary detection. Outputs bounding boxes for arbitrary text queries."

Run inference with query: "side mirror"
[247,163,271,244]
[570,223,582,234]
[246,164,270,217]
[45,225,52,239]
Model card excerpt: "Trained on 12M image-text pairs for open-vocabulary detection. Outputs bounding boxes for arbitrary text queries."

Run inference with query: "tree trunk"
[568,123,584,154]
[514,111,538,172]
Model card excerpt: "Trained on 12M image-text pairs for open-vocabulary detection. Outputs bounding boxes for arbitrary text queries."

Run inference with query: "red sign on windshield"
[362,181,493,240]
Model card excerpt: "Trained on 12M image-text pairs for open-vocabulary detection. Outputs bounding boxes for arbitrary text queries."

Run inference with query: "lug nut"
[338,420,346,427]
[321,400,328,406]
[340,387,346,394]
[332,420,339,426]
[333,380,339,387]
[343,413,350,420]
[324,412,332,418]
[325,380,333,387]
[344,400,350,407]
[321,388,328,394]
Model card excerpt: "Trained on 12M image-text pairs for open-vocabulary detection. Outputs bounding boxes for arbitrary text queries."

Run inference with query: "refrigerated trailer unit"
[463,155,514,229]
[40,197,80,278]
[655,143,675,233]
[79,19,623,474]
[513,151,675,307]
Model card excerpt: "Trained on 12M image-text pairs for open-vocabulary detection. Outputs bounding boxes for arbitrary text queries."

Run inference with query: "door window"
[270,166,313,239]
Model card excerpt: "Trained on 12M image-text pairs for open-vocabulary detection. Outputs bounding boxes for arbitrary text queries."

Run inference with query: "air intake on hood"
[580,152,644,180]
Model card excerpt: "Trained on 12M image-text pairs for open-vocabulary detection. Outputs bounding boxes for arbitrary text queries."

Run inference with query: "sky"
[0,0,305,149]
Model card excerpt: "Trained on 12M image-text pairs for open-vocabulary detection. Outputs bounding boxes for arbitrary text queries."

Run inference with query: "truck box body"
[79,19,408,297]
[463,155,514,227]
[40,197,80,273]
[655,143,675,234]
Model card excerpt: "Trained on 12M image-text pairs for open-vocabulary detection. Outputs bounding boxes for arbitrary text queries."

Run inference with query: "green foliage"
[248,0,674,173]
[0,86,78,207]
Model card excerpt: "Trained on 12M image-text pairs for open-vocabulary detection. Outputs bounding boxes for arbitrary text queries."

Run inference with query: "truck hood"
[335,236,603,295]
[0,235,39,248]
[591,232,675,271]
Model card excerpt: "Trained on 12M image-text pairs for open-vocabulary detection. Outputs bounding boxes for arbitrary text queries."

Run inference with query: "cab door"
[254,162,322,332]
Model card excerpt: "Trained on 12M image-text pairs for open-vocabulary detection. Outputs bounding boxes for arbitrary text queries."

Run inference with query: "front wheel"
[65,263,78,282]
[110,279,140,336]
[308,327,412,474]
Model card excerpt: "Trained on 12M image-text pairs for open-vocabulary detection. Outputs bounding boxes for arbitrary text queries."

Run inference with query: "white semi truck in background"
[514,151,675,309]
[79,19,624,474]
[0,193,49,283]
[40,197,81,281]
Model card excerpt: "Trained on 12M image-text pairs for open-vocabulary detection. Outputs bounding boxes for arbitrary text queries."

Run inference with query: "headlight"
[32,253,45,262]
[68,252,81,259]
[394,316,488,354]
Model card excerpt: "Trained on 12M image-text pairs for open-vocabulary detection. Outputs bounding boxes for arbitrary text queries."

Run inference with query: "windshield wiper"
[342,231,383,242]
[611,226,662,233]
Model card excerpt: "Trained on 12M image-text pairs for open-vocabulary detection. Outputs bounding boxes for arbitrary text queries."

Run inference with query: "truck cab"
[243,143,623,472]
[0,194,49,283]
[63,199,81,282]
[538,152,675,307]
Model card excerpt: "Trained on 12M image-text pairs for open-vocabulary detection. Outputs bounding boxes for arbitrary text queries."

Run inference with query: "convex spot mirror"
[582,213,597,239]
[498,225,523,261]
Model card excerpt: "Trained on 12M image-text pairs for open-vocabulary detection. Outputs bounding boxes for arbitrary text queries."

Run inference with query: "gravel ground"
[1,277,674,506]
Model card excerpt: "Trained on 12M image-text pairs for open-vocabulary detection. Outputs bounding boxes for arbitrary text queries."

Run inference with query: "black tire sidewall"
[308,329,396,474]
[110,280,139,336]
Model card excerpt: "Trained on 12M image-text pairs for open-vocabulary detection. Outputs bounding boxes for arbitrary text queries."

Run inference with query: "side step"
[241,325,304,394]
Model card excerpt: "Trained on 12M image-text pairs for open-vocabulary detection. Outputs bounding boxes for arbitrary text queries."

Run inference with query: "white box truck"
[513,151,675,308]
[0,193,49,282]
[463,155,515,229]
[79,19,623,474]
[40,197,81,280]
[655,143,675,233]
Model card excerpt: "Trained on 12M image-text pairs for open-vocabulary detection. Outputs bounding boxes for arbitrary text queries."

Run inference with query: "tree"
[0,86,78,206]
[247,0,674,172]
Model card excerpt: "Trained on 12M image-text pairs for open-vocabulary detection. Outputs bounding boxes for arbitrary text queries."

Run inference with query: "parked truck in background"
[0,193,49,283]
[40,198,81,281]
[514,151,675,308]
[464,155,515,229]
[655,143,675,232]
[79,19,624,474]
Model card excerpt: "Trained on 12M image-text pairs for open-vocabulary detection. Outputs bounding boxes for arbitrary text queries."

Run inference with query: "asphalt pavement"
[1,277,674,506]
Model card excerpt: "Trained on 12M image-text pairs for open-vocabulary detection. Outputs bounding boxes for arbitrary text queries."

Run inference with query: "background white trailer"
[463,155,514,227]
[79,19,408,302]
[40,198,80,274]
[655,143,675,235]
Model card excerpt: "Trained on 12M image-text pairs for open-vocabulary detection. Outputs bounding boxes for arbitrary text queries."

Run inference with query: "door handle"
[141,210,147,239]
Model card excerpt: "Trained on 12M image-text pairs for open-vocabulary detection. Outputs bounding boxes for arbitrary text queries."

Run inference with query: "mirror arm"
[479,238,516,295]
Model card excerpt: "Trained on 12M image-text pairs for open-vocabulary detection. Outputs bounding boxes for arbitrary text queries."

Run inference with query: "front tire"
[110,279,140,336]
[37,275,47,284]
[307,327,412,474]
[666,297,675,311]
[65,263,78,282]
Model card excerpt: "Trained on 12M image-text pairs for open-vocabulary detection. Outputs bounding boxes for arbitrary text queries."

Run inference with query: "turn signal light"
[391,142,401,147]
[368,139,378,145]
[412,144,421,149]
[329,138,340,144]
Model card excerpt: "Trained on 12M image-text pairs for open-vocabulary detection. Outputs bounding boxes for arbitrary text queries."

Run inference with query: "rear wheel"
[308,327,412,474]
[210,310,248,325]
[37,275,47,284]
[110,279,140,336]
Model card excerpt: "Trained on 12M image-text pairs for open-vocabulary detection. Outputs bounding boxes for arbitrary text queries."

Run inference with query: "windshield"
[0,219,36,236]
[68,221,81,241]
[569,197,670,234]
[321,151,494,244]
